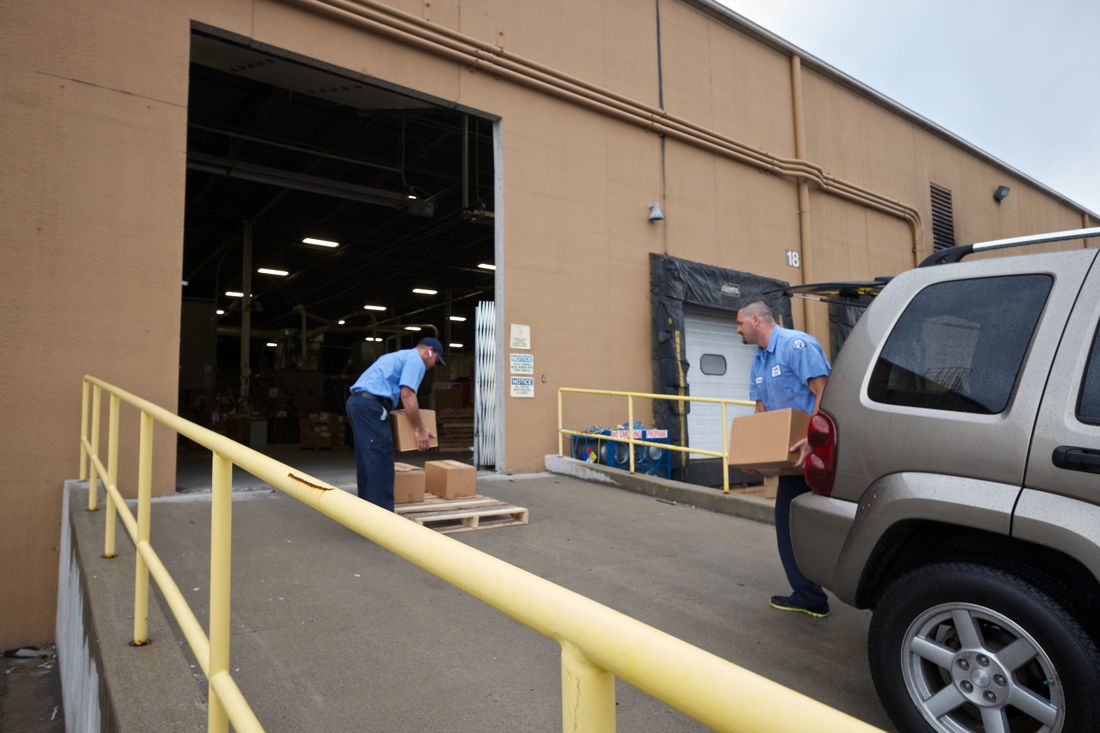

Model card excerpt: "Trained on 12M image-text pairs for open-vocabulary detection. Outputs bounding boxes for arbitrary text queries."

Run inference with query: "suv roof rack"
[919,226,1100,267]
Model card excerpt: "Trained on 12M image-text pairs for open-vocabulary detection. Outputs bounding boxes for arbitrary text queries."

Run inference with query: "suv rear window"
[868,274,1052,414]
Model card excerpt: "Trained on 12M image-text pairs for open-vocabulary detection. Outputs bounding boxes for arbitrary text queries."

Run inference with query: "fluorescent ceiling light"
[216,309,225,315]
[404,326,422,331]
[449,343,463,348]
[257,268,289,276]
[302,237,339,248]
[225,291,245,298]
[363,304,386,311]
[412,288,437,295]
[265,342,277,348]
[477,263,496,270]
[337,319,346,325]
[449,316,467,322]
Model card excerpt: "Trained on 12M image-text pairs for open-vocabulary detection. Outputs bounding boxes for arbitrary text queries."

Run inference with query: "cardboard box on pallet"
[391,409,438,452]
[424,459,476,499]
[393,462,426,504]
[727,408,812,476]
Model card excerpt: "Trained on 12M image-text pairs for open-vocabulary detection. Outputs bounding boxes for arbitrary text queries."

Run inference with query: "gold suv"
[790,227,1100,733]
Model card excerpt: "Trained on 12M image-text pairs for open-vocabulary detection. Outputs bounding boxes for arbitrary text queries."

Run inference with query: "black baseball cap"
[418,337,447,365]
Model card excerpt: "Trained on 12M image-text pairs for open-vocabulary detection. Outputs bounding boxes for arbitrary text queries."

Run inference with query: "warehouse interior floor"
[174,441,477,493]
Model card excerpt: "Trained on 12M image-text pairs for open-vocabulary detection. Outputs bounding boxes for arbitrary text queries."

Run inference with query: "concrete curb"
[58,481,207,731]
[543,455,776,525]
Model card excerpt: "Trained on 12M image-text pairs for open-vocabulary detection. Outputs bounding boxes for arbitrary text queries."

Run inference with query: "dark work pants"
[345,395,395,511]
[775,474,829,609]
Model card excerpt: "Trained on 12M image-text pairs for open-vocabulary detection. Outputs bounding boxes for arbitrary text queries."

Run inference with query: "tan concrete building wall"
[2,0,1094,646]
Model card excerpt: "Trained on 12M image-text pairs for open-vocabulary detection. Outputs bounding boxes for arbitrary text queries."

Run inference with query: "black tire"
[868,562,1100,733]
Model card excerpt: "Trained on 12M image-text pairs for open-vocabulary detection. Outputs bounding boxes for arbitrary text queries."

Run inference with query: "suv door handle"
[1052,446,1100,474]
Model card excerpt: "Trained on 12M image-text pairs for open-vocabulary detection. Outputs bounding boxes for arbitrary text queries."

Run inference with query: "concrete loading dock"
[59,465,892,730]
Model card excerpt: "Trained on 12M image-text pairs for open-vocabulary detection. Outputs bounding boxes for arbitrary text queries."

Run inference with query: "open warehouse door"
[178,28,500,483]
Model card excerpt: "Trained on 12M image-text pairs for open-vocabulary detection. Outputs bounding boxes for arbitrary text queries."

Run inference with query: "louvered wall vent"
[930,184,956,251]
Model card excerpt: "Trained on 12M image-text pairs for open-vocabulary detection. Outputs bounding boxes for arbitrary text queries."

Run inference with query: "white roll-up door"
[683,307,757,458]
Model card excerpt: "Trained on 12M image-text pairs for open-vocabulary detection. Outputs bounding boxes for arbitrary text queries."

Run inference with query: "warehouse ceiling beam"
[187,152,436,215]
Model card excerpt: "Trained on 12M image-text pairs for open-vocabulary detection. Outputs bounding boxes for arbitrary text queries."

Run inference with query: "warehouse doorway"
[178,27,501,484]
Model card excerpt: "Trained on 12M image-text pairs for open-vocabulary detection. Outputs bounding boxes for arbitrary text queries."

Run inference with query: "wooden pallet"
[395,493,529,533]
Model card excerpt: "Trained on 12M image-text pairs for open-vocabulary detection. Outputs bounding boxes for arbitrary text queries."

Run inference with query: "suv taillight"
[804,412,837,496]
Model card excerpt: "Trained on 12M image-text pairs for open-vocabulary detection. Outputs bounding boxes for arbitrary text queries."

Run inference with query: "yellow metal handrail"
[79,375,880,732]
[557,387,755,493]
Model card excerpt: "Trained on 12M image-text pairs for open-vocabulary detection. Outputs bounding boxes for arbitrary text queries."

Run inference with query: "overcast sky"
[714,0,1100,218]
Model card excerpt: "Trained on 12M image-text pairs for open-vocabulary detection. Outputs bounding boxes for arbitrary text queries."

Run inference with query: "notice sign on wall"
[510,323,531,350]
[509,352,534,375]
[510,376,535,398]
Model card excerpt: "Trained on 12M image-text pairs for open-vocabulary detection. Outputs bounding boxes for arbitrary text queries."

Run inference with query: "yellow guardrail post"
[88,383,102,512]
[208,452,233,733]
[80,380,89,481]
[557,388,564,457]
[103,394,120,558]
[627,395,636,473]
[721,402,729,494]
[560,641,615,732]
[133,411,154,645]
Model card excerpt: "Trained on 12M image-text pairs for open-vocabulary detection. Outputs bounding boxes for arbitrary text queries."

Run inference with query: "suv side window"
[868,274,1052,414]
[1078,326,1100,424]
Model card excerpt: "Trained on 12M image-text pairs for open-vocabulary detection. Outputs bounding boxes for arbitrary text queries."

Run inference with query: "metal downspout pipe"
[790,55,815,336]
[281,0,923,255]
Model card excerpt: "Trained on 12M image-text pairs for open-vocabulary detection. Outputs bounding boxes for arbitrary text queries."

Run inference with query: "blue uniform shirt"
[350,348,427,407]
[748,326,830,413]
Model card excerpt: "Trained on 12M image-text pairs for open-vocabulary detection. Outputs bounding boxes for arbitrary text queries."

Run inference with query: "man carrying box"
[736,300,831,618]
[346,337,444,511]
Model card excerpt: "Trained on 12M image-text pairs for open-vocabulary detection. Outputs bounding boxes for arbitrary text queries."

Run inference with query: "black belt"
[351,392,393,410]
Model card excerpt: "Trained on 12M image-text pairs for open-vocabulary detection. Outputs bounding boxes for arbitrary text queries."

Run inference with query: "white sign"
[510,376,535,398]
[509,352,534,375]
[785,250,801,268]
[510,323,531,350]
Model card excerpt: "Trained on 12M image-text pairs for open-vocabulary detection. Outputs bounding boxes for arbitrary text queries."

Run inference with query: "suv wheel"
[868,562,1100,733]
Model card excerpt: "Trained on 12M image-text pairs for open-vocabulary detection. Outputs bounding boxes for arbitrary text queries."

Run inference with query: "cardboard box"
[393,462,426,504]
[727,408,812,476]
[391,409,438,452]
[424,459,476,499]
[730,476,780,499]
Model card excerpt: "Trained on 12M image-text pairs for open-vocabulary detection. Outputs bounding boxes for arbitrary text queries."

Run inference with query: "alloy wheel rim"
[900,602,1064,733]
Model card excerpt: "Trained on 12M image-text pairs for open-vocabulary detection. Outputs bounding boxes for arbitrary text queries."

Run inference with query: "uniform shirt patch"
[792,339,806,349]
[771,365,782,378]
